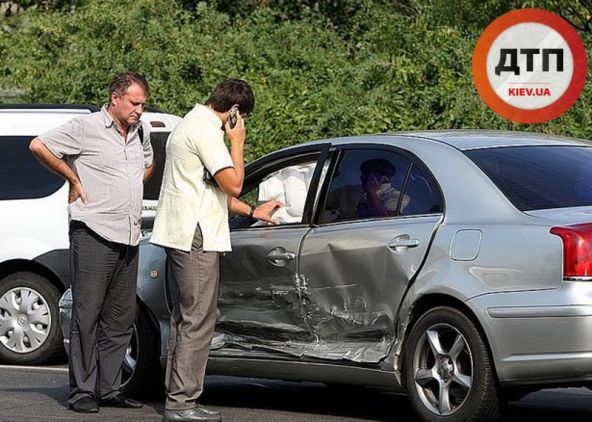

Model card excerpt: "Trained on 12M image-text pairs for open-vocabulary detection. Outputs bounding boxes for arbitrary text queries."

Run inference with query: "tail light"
[550,223,592,281]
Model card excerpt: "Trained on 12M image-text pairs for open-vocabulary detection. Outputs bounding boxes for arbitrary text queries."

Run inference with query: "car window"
[322,149,411,223]
[466,146,592,211]
[0,136,65,200]
[400,164,443,216]
[230,158,321,229]
[143,131,170,200]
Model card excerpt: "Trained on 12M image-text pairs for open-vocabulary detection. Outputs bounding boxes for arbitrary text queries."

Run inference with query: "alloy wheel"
[412,323,473,416]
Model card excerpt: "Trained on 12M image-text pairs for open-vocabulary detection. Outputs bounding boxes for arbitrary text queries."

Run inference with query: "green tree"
[1,0,591,158]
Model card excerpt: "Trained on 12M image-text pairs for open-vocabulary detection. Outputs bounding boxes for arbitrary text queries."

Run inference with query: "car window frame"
[312,143,445,226]
[398,162,445,217]
[230,143,331,232]
[143,130,172,201]
[0,135,66,200]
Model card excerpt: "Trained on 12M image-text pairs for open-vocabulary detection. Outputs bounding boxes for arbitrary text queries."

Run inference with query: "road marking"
[0,364,68,373]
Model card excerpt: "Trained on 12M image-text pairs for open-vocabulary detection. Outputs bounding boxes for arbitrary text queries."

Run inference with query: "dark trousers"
[164,225,220,410]
[68,221,138,405]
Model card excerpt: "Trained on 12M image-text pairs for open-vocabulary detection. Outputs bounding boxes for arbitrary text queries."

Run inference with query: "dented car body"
[61,131,592,421]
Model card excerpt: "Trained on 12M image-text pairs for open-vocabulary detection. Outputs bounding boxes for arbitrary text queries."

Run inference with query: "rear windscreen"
[465,146,592,211]
[0,136,64,200]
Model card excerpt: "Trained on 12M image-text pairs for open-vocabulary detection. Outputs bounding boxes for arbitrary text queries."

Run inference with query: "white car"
[0,104,179,364]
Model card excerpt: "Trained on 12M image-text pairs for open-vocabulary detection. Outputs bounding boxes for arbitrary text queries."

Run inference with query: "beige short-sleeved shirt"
[150,104,234,252]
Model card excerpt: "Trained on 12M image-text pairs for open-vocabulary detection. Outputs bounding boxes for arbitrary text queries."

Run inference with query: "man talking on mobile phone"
[150,79,280,422]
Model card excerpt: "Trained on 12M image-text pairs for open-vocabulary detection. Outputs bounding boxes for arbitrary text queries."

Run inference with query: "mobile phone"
[228,104,239,129]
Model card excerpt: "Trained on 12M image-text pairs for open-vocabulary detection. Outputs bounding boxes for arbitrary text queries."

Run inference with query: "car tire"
[121,305,164,399]
[403,306,503,422]
[0,272,64,364]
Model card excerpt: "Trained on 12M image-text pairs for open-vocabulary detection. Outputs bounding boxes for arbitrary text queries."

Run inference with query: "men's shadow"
[4,376,592,421]
[197,377,592,422]
[0,385,69,407]
[0,384,164,416]
[199,377,416,422]
[505,390,592,422]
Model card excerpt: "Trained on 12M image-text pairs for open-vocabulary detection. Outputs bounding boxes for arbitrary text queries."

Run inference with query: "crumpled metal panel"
[214,271,393,363]
[216,209,439,364]
[210,332,391,363]
[295,219,438,363]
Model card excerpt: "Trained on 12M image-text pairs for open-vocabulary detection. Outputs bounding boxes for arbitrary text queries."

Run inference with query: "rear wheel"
[404,306,503,422]
[120,305,164,399]
[0,272,64,364]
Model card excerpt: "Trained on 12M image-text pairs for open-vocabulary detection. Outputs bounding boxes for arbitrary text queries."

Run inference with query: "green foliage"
[1,0,592,161]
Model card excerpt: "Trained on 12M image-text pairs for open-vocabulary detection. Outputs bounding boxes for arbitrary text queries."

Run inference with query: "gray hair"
[108,71,149,103]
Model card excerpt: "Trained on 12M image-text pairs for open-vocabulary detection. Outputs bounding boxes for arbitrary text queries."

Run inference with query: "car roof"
[0,103,180,136]
[288,130,591,152]
[0,103,162,113]
[197,129,592,170]
[388,130,590,150]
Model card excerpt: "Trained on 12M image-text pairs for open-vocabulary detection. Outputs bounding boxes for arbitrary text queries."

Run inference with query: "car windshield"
[465,145,592,211]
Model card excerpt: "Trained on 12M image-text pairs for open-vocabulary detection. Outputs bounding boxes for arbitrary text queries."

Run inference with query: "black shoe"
[163,406,222,422]
[69,396,99,413]
[100,394,143,408]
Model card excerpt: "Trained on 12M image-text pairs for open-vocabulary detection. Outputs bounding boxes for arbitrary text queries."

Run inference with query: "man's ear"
[110,92,119,105]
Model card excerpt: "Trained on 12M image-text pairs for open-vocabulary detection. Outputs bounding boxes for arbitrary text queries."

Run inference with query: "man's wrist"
[248,206,255,219]
[229,136,246,146]
[231,145,245,154]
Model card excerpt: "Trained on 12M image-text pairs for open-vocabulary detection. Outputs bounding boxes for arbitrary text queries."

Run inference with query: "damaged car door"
[212,145,329,356]
[298,145,443,363]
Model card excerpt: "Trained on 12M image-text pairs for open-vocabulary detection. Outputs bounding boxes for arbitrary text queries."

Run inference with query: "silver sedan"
[60,130,592,421]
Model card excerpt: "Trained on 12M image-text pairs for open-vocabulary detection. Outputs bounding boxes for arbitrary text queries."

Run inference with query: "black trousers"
[68,221,138,405]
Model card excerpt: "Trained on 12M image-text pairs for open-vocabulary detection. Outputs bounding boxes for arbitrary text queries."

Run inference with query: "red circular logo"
[473,9,587,123]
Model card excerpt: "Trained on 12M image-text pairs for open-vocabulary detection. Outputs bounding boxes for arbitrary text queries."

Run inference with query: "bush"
[1,0,591,160]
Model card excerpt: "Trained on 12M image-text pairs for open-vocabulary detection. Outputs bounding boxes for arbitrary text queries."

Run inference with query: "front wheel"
[403,306,503,422]
[0,272,64,364]
[120,305,164,399]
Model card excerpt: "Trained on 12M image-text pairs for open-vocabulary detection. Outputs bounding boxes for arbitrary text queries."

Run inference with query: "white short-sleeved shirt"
[38,106,153,246]
[150,104,234,252]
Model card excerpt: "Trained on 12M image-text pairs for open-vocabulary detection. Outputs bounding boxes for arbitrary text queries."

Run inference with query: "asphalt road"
[1,365,592,421]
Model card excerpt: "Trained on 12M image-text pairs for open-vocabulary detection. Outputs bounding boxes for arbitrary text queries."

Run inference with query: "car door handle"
[389,235,420,251]
[267,247,296,267]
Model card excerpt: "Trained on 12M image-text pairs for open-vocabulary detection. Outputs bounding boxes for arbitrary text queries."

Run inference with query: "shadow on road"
[1,370,592,422]
[200,379,416,421]
[200,378,592,422]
